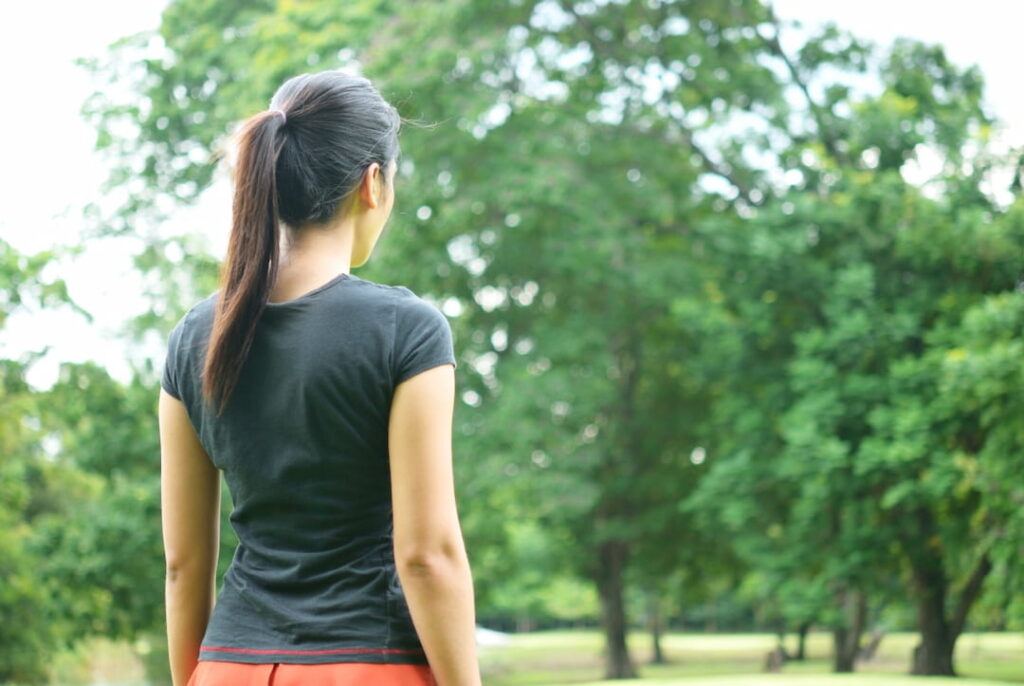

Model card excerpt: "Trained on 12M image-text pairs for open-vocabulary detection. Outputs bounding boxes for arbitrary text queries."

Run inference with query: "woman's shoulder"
[172,292,218,333]
[347,275,445,313]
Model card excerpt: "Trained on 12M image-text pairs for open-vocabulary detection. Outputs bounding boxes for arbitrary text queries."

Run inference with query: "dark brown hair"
[201,70,402,415]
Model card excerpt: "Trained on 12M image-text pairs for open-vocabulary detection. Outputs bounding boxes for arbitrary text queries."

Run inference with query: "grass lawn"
[478,630,1024,686]
[46,630,1024,685]
[550,677,1016,686]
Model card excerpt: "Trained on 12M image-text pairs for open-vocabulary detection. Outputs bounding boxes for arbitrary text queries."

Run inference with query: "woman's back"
[162,272,456,663]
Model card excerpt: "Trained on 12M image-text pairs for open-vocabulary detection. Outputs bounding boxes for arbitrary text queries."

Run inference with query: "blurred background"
[1,1,1023,685]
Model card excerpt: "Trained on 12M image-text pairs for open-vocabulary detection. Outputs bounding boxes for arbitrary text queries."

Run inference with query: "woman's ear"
[359,163,384,210]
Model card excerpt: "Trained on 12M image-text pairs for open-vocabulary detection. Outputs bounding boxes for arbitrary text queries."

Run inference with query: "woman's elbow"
[395,539,468,577]
[165,558,190,583]
[165,553,211,583]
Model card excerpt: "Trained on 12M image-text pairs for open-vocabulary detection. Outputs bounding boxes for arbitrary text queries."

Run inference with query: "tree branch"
[672,119,759,206]
[557,0,759,207]
[949,552,993,640]
[757,4,848,166]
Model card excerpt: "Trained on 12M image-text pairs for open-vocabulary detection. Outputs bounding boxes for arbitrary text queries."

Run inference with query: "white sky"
[1,0,1022,389]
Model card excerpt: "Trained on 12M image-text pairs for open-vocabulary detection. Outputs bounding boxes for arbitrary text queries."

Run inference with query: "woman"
[158,70,481,686]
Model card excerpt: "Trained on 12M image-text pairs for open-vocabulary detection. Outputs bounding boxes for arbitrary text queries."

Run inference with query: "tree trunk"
[904,506,993,676]
[773,619,791,660]
[647,593,667,664]
[596,540,637,679]
[911,605,954,676]
[795,620,811,661]
[858,628,885,662]
[832,588,867,673]
[908,529,955,676]
[832,626,852,673]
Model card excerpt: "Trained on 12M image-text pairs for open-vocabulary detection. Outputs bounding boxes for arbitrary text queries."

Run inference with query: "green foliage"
[0,243,83,681]
[686,64,1021,670]
[0,237,87,331]
[0,462,53,684]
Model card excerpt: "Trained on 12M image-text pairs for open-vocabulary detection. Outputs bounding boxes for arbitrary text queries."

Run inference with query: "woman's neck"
[269,224,354,303]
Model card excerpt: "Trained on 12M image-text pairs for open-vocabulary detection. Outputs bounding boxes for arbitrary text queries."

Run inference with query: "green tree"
[0,238,88,682]
[688,36,1023,676]
[0,360,55,685]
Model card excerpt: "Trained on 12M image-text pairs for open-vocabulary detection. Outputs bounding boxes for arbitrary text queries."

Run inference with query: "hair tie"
[271,108,287,125]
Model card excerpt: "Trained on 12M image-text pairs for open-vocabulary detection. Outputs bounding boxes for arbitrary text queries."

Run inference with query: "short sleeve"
[393,294,457,386]
[161,314,187,400]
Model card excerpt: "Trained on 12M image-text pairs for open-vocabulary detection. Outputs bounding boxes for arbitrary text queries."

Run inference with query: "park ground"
[48,630,1024,686]
[477,630,1024,686]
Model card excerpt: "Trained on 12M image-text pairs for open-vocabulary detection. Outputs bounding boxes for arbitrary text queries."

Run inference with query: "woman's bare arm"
[158,389,220,686]
[389,363,481,686]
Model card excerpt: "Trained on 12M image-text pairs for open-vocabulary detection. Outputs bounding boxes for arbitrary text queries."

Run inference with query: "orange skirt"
[187,660,437,686]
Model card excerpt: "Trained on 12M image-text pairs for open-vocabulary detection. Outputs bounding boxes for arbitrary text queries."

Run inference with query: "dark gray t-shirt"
[160,272,457,664]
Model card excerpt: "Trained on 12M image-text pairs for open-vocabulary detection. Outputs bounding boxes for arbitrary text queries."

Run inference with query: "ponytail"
[202,110,286,415]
